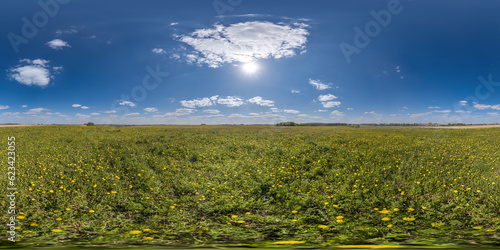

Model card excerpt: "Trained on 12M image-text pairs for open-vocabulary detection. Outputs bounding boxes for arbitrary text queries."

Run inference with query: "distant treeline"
[275,122,498,127]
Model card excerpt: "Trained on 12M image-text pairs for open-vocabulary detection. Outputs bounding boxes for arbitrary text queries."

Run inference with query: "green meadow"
[0,125,499,247]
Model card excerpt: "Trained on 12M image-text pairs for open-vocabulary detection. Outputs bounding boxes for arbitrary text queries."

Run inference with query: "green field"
[0,126,499,247]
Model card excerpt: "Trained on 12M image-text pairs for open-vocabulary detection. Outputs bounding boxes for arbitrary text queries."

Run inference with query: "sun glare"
[242,62,259,74]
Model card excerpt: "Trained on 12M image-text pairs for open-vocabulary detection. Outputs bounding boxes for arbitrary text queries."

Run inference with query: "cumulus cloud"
[491,105,500,110]
[455,110,472,114]
[46,39,71,50]
[473,103,491,110]
[2,112,20,116]
[152,48,166,54]
[309,79,331,90]
[72,104,82,108]
[8,59,60,87]
[331,110,345,118]
[203,109,220,114]
[165,108,196,116]
[318,94,337,102]
[322,101,341,108]
[180,98,215,108]
[81,106,89,110]
[24,107,49,115]
[283,109,300,114]
[459,101,467,106]
[177,21,309,67]
[248,96,274,106]
[0,105,9,110]
[291,90,300,94]
[119,101,136,107]
[317,109,327,112]
[144,107,158,113]
[217,96,244,107]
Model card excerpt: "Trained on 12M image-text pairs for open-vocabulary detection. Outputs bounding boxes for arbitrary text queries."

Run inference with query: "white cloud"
[270,108,281,112]
[317,109,327,112]
[170,22,179,26]
[119,101,136,107]
[347,108,353,110]
[434,110,451,113]
[217,96,244,107]
[46,39,71,50]
[291,90,300,93]
[81,106,89,110]
[2,112,20,116]
[144,107,158,113]
[55,28,78,35]
[364,111,377,115]
[473,103,491,110]
[488,112,499,116]
[228,114,249,118]
[90,113,100,116]
[177,21,309,67]
[166,108,196,116]
[72,104,82,108]
[428,106,440,109]
[322,101,341,108]
[104,110,117,114]
[21,105,28,108]
[409,111,433,118]
[283,109,300,114]
[331,110,345,118]
[455,110,472,114]
[152,48,166,54]
[24,108,49,115]
[318,94,337,102]
[75,113,91,119]
[0,105,9,110]
[127,113,140,116]
[8,59,60,87]
[203,109,220,114]
[459,101,467,106]
[248,96,274,106]
[309,79,331,90]
[491,105,500,110]
[181,98,214,108]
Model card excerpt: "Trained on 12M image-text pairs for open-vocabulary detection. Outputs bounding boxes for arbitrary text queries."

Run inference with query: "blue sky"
[2,0,500,124]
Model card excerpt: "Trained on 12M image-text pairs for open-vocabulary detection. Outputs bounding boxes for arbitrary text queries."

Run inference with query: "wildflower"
[472,226,482,230]
[336,220,344,223]
[336,216,344,219]
[231,215,238,218]
[143,237,153,240]
[23,230,33,233]
[143,229,151,232]
[387,224,393,228]
[56,218,62,221]
[421,206,427,209]
[16,216,25,219]
[407,208,415,212]
[318,225,328,228]
[129,230,142,234]
[236,220,245,223]
[382,217,390,221]
[393,208,399,212]
[292,210,298,213]
[30,223,38,226]
[51,229,63,232]
[89,210,95,213]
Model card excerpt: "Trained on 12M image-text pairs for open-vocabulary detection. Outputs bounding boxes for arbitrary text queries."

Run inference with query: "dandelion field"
[1,125,499,247]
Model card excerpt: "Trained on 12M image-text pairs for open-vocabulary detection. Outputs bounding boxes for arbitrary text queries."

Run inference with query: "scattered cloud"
[322,101,341,108]
[217,96,244,107]
[248,96,274,106]
[434,110,451,113]
[428,106,440,109]
[318,94,337,102]
[364,111,377,115]
[75,113,91,119]
[127,113,140,116]
[170,22,178,26]
[309,79,331,90]
[317,109,327,112]
[203,109,220,114]
[46,39,71,50]
[291,90,300,93]
[459,101,467,106]
[81,106,89,110]
[144,107,158,113]
[119,101,136,107]
[2,112,20,116]
[104,110,117,114]
[181,97,214,108]
[488,112,499,116]
[72,104,82,108]
[331,110,345,118]
[24,107,49,115]
[8,59,60,87]
[0,105,9,110]
[473,103,491,110]
[455,110,472,114]
[491,105,500,110]
[165,108,196,116]
[177,21,309,67]
[283,109,300,114]
[152,48,166,54]
[55,28,78,36]
[347,108,353,110]
[90,113,100,116]
[21,105,28,108]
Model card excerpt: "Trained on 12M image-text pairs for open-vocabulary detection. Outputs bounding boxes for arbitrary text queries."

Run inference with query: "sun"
[241,62,259,75]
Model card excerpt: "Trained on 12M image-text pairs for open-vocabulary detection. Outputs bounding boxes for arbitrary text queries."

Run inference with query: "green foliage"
[0,125,499,246]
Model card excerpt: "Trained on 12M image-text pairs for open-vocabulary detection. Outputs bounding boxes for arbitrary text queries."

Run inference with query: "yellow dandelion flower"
[393,208,399,212]
[382,217,390,221]
[89,210,95,213]
[236,220,245,223]
[51,229,63,233]
[292,219,297,222]
[111,191,117,194]
[143,237,154,240]
[231,215,238,218]
[318,225,328,229]
[65,208,71,211]
[16,216,25,219]
[30,223,38,226]
[387,224,393,228]
[336,216,344,219]
[143,229,151,232]
[23,230,33,233]
[421,206,427,209]
[56,218,62,221]
[407,208,415,212]
[472,226,482,230]
[245,212,251,215]
[333,205,339,208]
[336,220,344,223]
[129,230,142,234]
[272,241,306,245]
[292,210,298,213]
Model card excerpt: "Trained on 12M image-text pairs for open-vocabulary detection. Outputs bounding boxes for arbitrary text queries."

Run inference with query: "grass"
[0,125,499,247]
